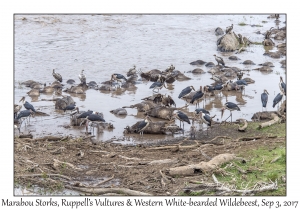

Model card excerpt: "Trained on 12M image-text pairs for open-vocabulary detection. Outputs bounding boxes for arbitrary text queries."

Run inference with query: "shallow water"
[14,14,286,143]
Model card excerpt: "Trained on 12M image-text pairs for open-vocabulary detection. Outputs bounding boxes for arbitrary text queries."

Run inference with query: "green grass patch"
[238,22,247,26]
[215,145,286,196]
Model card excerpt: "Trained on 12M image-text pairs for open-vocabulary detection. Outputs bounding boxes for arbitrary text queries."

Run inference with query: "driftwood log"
[258,113,280,129]
[168,153,237,176]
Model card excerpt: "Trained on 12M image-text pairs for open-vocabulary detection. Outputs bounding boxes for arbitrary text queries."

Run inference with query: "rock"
[189,60,206,65]
[277,43,286,48]
[192,68,205,74]
[242,60,256,65]
[229,56,240,60]
[217,32,239,52]
[215,27,224,36]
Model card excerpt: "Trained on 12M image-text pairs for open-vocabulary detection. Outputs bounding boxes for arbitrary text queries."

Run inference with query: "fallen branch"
[53,159,83,171]
[237,136,262,141]
[15,173,71,180]
[65,186,152,196]
[237,118,248,132]
[258,113,280,129]
[93,175,114,187]
[168,153,237,176]
[146,141,199,151]
[18,134,33,139]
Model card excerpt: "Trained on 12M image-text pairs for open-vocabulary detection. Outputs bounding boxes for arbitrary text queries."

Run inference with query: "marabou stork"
[79,70,86,84]
[221,102,241,123]
[279,76,286,95]
[77,109,94,119]
[172,111,190,131]
[204,85,215,98]
[178,86,195,99]
[136,116,152,137]
[52,69,62,82]
[19,97,36,113]
[194,108,210,128]
[261,89,269,111]
[275,14,280,20]
[16,109,34,127]
[111,73,127,88]
[190,86,205,108]
[63,104,77,113]
[84,113,106,133]
[265,27,274,39]
[273,92,284,108]
[14,104,22,119]
[213,54,225,67]
[237,71,244,80]
[149,78,167,93]
[214,83,225,97]
[198,111,213,135]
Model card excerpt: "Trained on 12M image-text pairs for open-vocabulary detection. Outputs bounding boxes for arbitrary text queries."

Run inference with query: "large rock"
[217,32,239,52]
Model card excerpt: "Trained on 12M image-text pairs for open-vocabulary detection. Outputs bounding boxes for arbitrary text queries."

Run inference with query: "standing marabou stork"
[172,111,190,131]
[14,104,22,119]
[149,77,167,93]
[273,92,284,108]
[190,86,205,108]
[79,70,86,84]
[52,69,62,82]
[204,85,215,98]
[279,76,286,95]
[221,102,241,123]
[84,112,106,133]
[214,83,225,97]
[198,111,213,135]
[178,86,195,99]
[19,97,36,114]
[261,89,269,111]
[275,14,280,20]
[213,54,225,67]
[136,115,152,137]
[16,109,34,128]
[111,73,128,88]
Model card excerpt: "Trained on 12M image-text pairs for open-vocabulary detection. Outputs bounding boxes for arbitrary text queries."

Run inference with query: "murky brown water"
[14,14,286,143]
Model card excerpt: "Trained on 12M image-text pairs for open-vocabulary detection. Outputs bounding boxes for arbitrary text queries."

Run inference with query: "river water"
[14,14,286,144]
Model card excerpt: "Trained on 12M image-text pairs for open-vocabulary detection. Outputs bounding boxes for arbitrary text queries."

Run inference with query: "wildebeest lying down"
[144,104,189,120]
[124,120,182,135]
[122,101,157,112]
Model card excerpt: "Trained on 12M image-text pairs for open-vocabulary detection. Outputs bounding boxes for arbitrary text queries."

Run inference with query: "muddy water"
[14,14,286,143]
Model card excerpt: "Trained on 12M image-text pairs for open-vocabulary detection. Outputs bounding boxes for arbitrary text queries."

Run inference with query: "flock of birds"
[14,19,286,139]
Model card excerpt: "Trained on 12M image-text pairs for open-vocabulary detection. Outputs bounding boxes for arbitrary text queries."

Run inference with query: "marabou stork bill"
[136,116,152,137]
[221,102,241,122]
[79,70,86,84]
[273,92,283,108]
[213,54,225,66]
[190,86,204,108]
[172,111,190,131]
[261,89,269,111]
[178,86,195,99]
[52,69,62,82]
[19,97,36,113]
